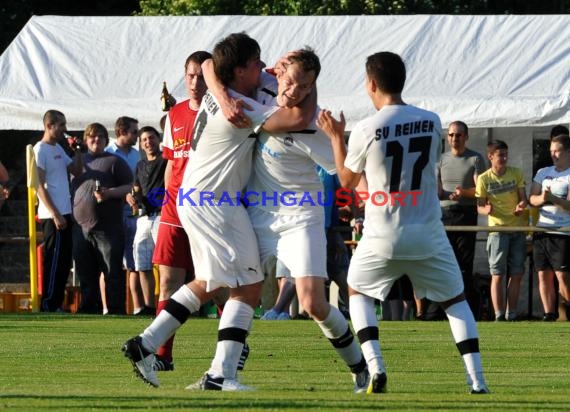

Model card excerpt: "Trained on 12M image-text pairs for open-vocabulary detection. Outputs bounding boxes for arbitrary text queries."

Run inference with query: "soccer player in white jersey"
[243,49,369,393]
[317,51,489,394]
[122,33,314,391]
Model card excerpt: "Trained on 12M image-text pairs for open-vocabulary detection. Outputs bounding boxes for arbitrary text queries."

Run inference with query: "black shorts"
[533,233,570,272]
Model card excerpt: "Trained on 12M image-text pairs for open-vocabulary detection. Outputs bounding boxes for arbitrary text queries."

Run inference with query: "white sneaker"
[352,368,370,393]
[122,336,159,387]
[260,309,279,320]
[185,373,255,391]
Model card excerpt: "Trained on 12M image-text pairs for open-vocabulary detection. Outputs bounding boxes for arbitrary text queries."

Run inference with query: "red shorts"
[153,222,194,273]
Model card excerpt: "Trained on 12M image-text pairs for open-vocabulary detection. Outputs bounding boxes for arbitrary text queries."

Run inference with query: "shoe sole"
[122,341,159,387]
[185,374,254,391]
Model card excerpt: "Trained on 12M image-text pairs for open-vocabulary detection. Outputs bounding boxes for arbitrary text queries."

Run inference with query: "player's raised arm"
[317,110,361,189]
[202,58,251,128]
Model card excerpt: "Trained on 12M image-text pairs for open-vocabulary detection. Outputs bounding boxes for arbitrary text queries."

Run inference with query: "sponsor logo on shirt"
[173,150,191,158]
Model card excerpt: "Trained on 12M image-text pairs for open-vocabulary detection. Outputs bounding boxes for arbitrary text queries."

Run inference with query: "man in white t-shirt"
[123,33,314,391]
[529,134,570,321]
[317,51,489,394]
[245,49,369,393]
[33,110,82,312]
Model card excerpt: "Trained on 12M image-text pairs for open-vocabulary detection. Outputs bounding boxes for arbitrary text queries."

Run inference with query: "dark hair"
[448,120,468,136]
[486,139,508,154]
[83,123,109,145]
[114,116,138,137]
[43,110,65,126]
[213,32,260,85]
[550,124,569,139]
[288,47,321,80]
[138,125,160,140]
[551,134,570,151]
[365,52,406,94]
[185,50,213,71]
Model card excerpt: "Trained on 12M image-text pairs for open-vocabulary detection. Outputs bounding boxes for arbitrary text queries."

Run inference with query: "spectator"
[534,125,570,172]
[33,110,82,312]
[131,126,167,316]
[104,116,139,314]
[438,121,486,319]
[72,123,133,315]
[529,134,570,321]
[476,140,528,321]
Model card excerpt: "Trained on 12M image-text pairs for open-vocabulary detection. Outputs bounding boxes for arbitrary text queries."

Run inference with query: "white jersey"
[345,104,444,259]
[179,90,278,204]
[533,166,570,228]
[248,109,336,215]
[33,141,72,218]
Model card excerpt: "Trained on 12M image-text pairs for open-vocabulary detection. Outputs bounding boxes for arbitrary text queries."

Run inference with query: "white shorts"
[348,233,464,302]
[177,204,263,292]
[248,207,327,279]
[133,214,160,271]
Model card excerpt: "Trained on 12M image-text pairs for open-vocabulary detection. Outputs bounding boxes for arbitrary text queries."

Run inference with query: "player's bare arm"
[317,109,361,189]
[262,86,316,134]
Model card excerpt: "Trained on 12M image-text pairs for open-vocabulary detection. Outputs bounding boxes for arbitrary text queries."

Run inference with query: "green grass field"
[1,314,569,411]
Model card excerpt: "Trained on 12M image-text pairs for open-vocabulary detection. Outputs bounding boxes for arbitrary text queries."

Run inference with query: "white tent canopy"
[0,14,568,131]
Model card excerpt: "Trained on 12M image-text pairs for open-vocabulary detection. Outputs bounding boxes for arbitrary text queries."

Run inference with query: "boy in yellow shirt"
[476,140,528,321]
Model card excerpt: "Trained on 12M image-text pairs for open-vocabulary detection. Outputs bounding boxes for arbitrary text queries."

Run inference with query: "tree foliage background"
[136,0,570,15]
[1,0,569,54]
